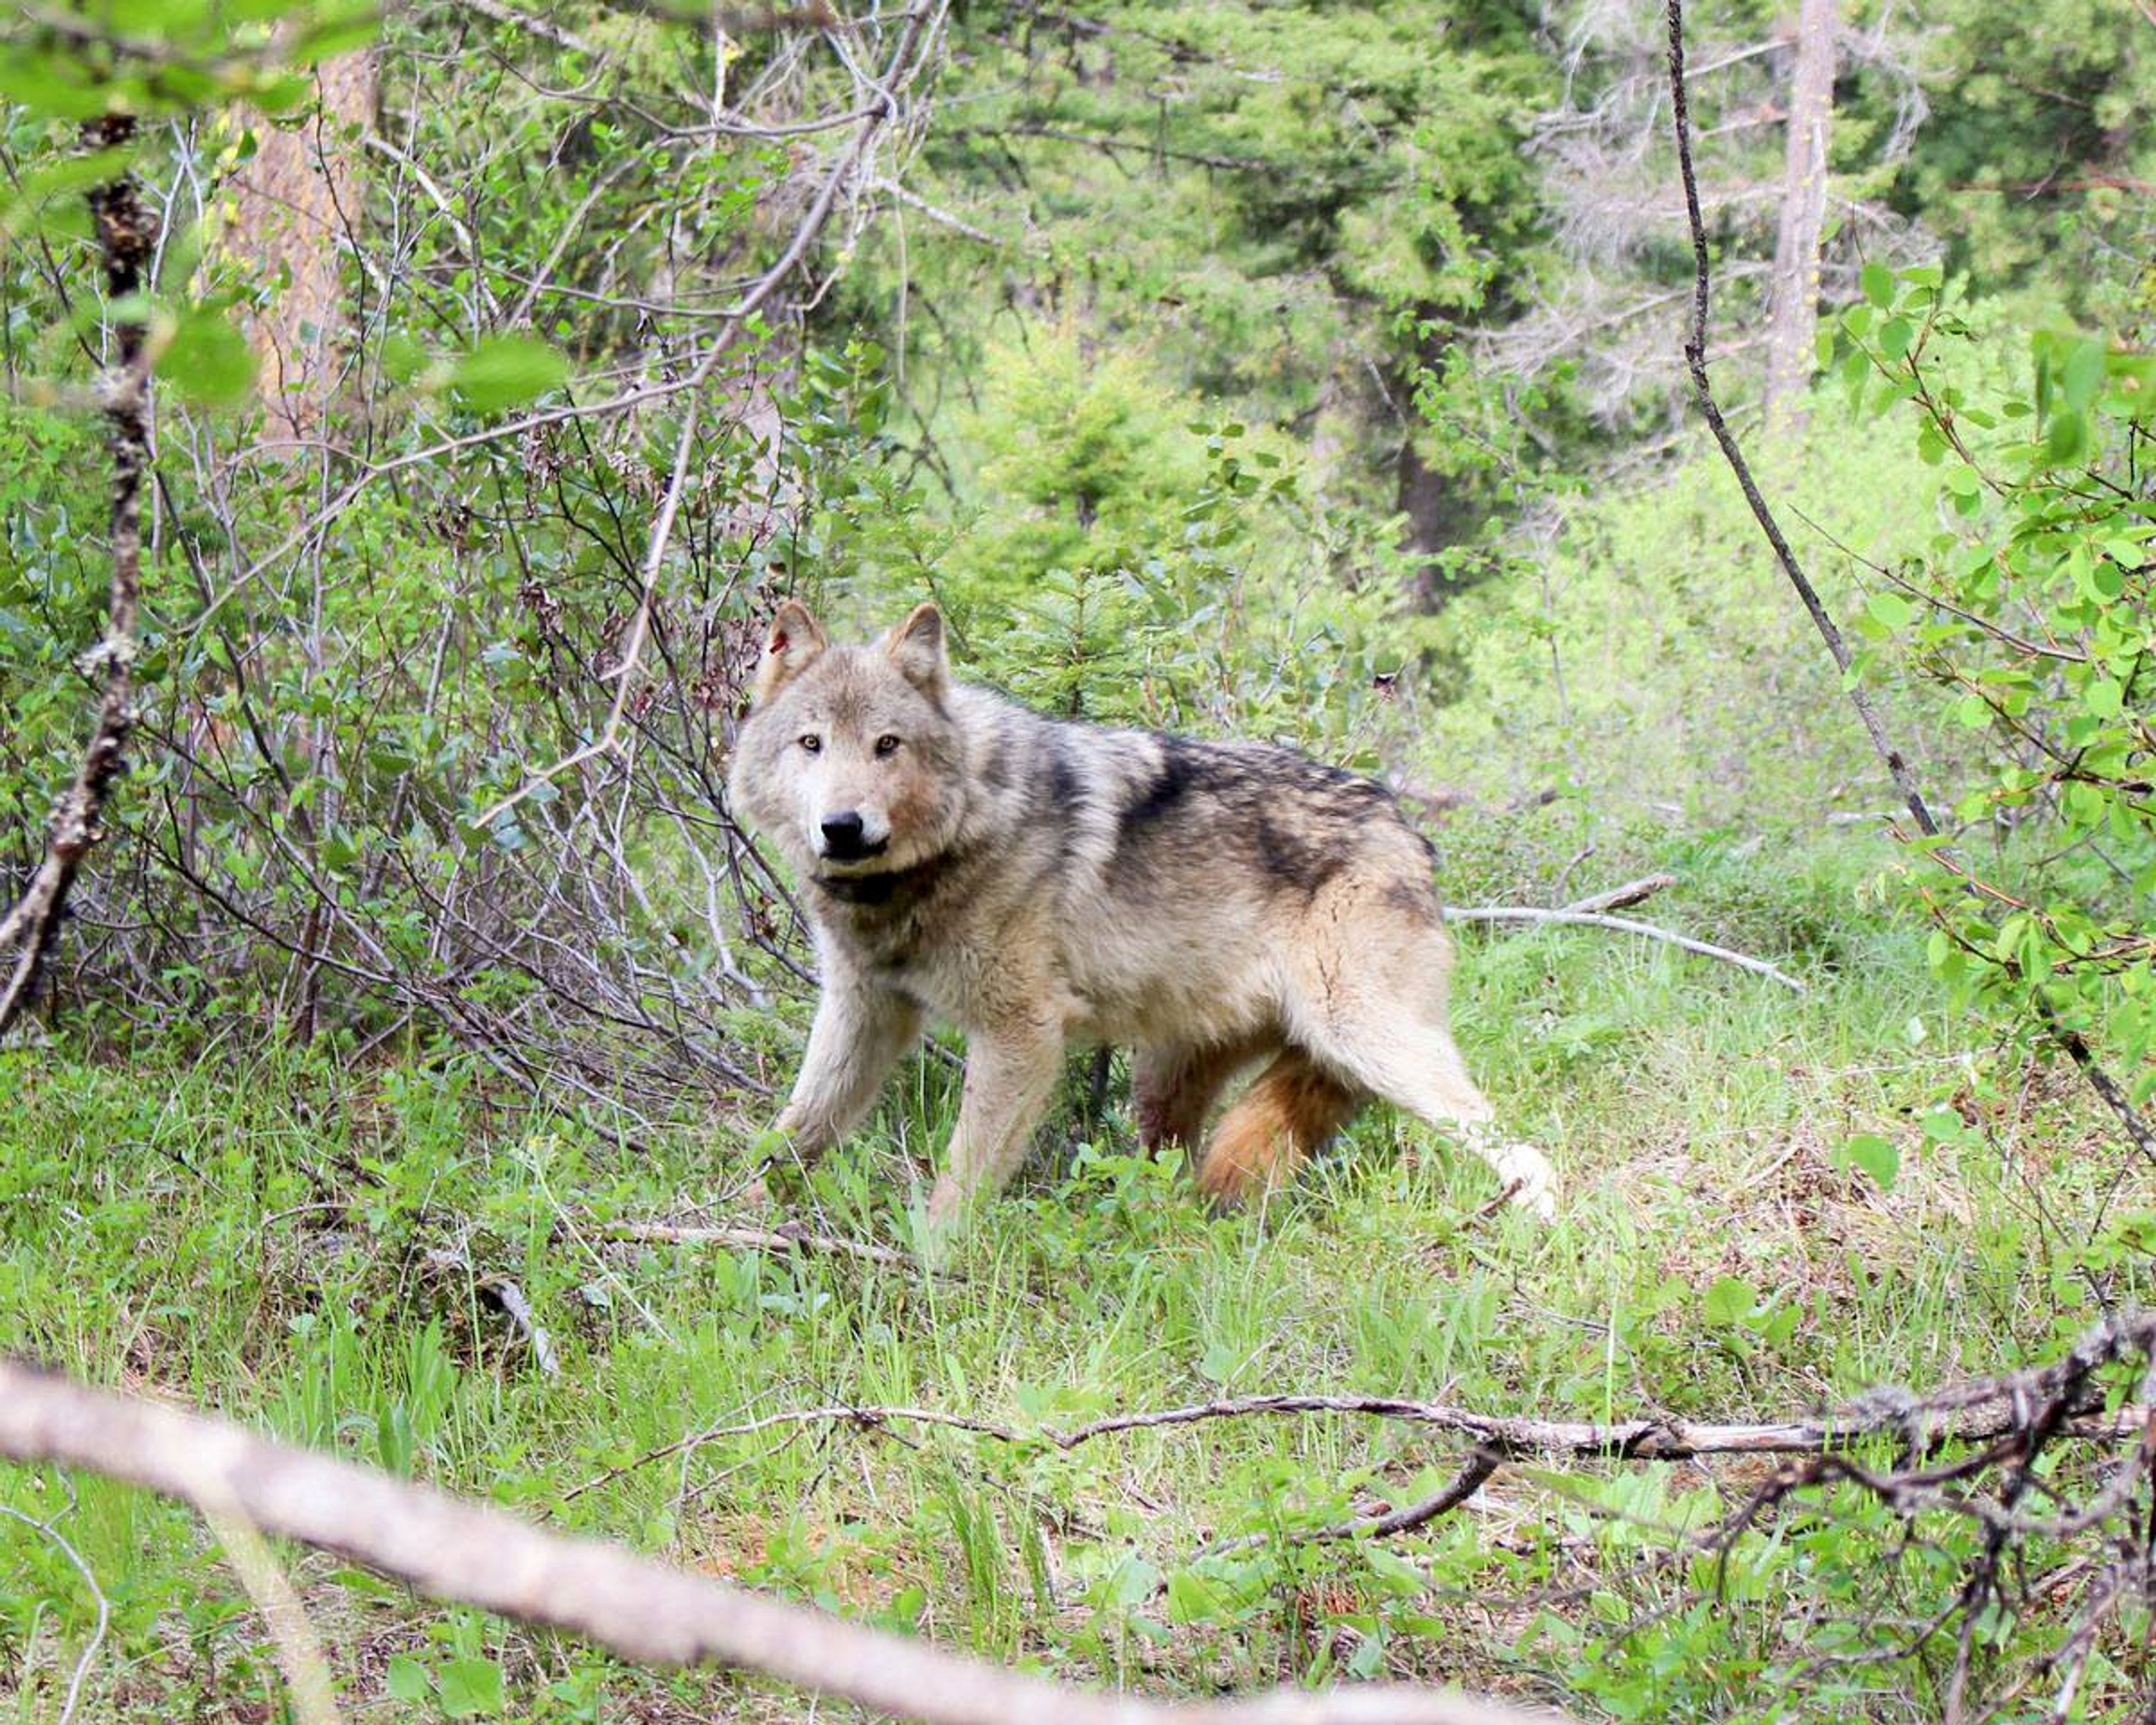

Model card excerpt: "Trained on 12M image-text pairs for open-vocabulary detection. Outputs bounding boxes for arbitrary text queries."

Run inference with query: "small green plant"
[1830,272,2156,1148]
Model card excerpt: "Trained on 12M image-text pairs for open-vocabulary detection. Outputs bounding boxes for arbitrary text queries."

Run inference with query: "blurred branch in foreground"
[0,1360,1571,1725]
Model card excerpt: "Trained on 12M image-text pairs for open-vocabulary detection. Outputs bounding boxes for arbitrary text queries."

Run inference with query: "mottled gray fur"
[726,600,1555,1230]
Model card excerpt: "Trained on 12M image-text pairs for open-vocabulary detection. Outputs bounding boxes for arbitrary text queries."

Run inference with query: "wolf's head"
[727,601,970,883]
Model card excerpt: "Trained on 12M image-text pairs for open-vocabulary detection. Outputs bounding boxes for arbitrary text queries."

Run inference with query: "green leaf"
[0,146,139,239]
[1839,348,1869,405]
[1866,591,1915,629]
[1839,1133,1899,1192]
[0,48,109,120]
[1702,1276,1756,1326]
[1164,1569,1219,1624]
[248,72,318,113]
[1363,1543,1426,1594]
[289,4,383,64]
[1107,1555,1161,1608]
[448,335,568,412]
[2062,337,2107,413]
[159,311,257,407]
[2084,677,2124,719]
[380,331,430,384]
[437,1656,505,1719]
[1861,261,1894,309]
[385,1656,432,1704]
[2045,409,2089,467]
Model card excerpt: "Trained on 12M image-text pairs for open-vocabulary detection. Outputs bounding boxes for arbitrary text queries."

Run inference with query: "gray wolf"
[726,600,1555,1231]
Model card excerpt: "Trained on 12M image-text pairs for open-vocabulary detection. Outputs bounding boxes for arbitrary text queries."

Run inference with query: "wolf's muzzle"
[817,811,887,862]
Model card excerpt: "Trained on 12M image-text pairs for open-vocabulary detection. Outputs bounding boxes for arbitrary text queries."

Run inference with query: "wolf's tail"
[1195,1049,1358,1206]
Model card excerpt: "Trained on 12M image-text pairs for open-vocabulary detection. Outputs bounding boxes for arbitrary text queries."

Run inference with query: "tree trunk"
[227,42,377,435]
[1762,0,1838,434]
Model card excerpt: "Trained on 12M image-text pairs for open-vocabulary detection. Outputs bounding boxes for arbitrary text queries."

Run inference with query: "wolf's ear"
[751,600,827,706]
[884,602,948,700]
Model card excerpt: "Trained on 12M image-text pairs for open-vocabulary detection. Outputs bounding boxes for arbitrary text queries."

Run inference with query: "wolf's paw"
[1509,1163,1558,1222]
[922,1175,969,1235]
[1460,1121,1556,1222]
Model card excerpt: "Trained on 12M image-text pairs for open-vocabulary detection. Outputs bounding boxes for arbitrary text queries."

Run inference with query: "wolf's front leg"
[768,982,925,1175]
[924,1025,1066,1231]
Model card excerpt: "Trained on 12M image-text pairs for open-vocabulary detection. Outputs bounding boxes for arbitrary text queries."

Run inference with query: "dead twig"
[1559,873,1678,915]
[1447,905,1805,993]
[1204,1449,1505,1560]
[564,1401,1015,1502]
[600,1220,918,1271]
[0,1500,107,1725]
[570,1319,2156,1511]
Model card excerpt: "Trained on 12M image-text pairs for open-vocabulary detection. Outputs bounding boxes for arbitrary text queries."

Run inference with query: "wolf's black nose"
[820,811,866,855]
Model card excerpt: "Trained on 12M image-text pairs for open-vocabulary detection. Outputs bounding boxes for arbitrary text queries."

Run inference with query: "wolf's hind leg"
[1286,905,1556,1219]
[1300,1016,1554,1219]
[1195,1049,1360,1207]
[1132,1039,1262,1152]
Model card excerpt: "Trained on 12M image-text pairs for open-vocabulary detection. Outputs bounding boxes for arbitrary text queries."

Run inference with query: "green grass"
[3,826,2151,1722]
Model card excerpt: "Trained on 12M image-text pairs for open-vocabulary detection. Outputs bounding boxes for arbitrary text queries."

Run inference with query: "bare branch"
[1447,905,1805,992]
[459,0,601,55]
[200,1503,342,1725]
[1559,873,1678,914]
[0,1500,107,1725]
[1038,1385,2145,1459]
[468,2,943,831]
[0,116,157,1034]
[600,1219,919,1270]
[570,1325,2156,1514]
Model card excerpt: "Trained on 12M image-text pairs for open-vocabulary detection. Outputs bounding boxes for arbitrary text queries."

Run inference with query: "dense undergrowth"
[6,819,2152,1722]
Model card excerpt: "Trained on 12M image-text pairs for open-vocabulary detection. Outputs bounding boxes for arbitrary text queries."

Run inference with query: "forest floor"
[3,822,2150,1722]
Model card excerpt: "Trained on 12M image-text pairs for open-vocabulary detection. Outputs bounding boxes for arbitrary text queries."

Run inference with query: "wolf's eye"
[874,734,901,757]
[799,733,822,754]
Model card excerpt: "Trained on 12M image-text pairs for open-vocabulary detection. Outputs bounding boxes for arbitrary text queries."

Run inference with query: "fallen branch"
[570,1323,2156,1508]
[1038,1386,2143,1459]
[1447,906,1805,993]
[0,1362,1566,1725]
[600,1220,916,1270]
[1204,1450,1504,1560]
